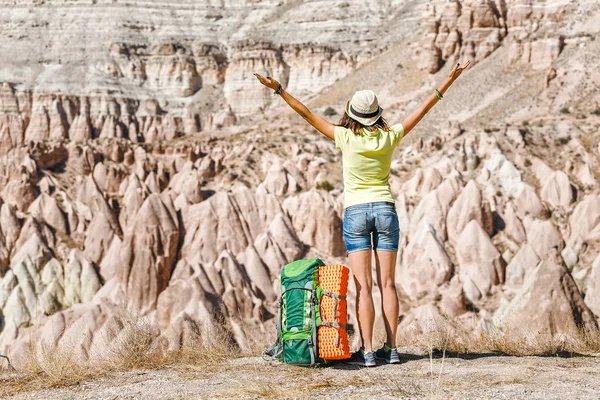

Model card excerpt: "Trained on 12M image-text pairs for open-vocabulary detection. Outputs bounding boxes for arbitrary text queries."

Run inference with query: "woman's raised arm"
[401,61,470,137]
[254,73,335,140]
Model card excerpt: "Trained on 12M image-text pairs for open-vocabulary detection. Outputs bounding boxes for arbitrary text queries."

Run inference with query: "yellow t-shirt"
[334,123,404,209]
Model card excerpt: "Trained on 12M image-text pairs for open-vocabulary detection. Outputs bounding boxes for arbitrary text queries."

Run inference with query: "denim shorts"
[342,202,400,254]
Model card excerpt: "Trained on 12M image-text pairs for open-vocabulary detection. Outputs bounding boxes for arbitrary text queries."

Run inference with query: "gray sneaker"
[375,344,400,364]
[346,349,376,367]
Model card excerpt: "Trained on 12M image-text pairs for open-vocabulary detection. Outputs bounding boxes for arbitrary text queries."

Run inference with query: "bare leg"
[374,250,399,347]
[348,249,374,352]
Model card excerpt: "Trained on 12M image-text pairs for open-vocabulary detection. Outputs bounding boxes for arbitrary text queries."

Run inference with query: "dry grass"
[2,308,599,398]
[0,310,239,397]
[397,313,600,357]
[0,341,100,397]
[100,312,169,371]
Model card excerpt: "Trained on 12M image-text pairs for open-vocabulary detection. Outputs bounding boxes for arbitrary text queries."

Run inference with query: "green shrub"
[324,107,338,117]
[316,180,334,191]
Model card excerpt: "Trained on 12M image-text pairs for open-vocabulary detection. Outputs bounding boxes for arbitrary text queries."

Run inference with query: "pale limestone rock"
[576,162,597,188]
[568,195,600,251]
[119,174,150,231]
[447,180,493,245]
[117,194,180,314]
[514,184,545,219]
[2,175,39,212]
[438,277,467,318]
[39,258,65,315]
[93,162,107,191]
[561,247,578,271]
[66,145,94,176]
[502,202,526,244]
[435,170,464,213]
[529,156,554,184]
[13,217,55,257]
[168,166,204,204]
[76,175,121,235]
[144,171,162,193]
[585,256,600,317]
[400,223,453,301]
[238,245,276,302]
[28,193,68,234]
[526,219,564,259]
[282,189,344,257]
[457,220,503,302]
[398,303,444,336]
[182,192,253,266]
[540,171,573,208]
[409,190,447,242]
[401,168,443,199]
[0,203,19,245]
[3,286,30,328]
[253,213,303,278]
[156,265,221,339]
[494,249,597,336]
[261,161,302,197]
[69,114,93,142]
[84,212,116,265]
[505,244,540,289]
[98,236,122,282]
[64,250,102,306]
[395,194,411,236]
[484,152,522,197]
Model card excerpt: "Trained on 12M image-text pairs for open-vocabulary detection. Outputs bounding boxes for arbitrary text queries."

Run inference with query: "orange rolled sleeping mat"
[318,265,350,360]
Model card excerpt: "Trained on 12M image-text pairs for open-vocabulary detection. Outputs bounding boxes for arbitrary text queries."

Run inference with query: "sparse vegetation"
[560,107,570,114]
[0,310,236,397]
[557,137,571,145]
[396,313,600,357]
[316,180,334,191]
[323,106,338,116]
[2,314,600,398]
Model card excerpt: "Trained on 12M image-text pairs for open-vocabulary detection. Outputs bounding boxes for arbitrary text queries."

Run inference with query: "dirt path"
[5,353,600,400]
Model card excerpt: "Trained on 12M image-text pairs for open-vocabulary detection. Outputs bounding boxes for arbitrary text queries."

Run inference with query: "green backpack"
[263,258,324,366]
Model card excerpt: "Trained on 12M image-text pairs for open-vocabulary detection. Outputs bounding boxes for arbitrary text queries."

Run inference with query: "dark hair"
[338,112,390,135]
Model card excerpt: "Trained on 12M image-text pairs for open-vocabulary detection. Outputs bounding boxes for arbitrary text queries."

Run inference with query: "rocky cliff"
[0,0,599,366]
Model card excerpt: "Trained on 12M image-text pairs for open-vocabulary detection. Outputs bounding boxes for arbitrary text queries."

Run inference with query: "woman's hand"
[401,59,471,137]
[448,60,471,81]
[253,72,335,140]
[253,73,280,91]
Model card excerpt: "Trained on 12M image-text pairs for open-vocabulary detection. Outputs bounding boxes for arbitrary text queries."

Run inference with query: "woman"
[254,60,470,367]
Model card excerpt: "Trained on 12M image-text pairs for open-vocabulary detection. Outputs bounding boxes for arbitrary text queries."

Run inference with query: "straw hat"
[345,90,383,126]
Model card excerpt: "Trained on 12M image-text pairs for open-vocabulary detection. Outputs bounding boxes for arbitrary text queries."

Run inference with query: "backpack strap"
[320,321,348,348]
[309,290,319,365]
[262,294,284,362]
[321,290,347,322]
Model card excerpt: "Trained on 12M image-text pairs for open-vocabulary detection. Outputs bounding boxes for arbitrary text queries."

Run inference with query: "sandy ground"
[4,351,600,400]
